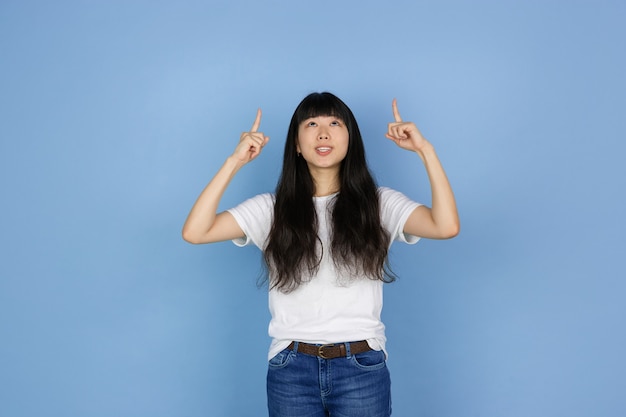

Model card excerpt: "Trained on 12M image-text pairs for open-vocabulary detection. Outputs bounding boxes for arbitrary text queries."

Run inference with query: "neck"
[309,167,340,197]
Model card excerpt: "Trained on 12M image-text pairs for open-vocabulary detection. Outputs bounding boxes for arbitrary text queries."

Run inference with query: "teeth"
[317,147,331,151]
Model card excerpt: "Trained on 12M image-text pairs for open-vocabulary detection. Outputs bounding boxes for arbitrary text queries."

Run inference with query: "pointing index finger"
[251,108,262,132]
[392,98,402,122]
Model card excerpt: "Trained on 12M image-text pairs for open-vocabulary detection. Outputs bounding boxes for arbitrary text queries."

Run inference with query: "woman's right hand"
[182,108,268,244]
[232,108,270,164]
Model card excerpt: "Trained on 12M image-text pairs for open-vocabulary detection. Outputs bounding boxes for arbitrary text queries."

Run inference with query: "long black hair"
[264,92,393,293]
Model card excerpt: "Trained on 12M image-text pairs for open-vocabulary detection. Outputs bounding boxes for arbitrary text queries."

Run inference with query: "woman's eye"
[307,121,317,127]
[330,121,340,126]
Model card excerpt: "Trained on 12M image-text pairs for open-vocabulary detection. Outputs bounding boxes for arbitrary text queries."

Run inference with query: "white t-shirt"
[227,187,421,360]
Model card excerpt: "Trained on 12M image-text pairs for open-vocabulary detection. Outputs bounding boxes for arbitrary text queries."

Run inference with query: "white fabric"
[227,187,421,360]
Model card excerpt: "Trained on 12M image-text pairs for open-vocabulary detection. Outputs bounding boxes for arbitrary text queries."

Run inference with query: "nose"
[318,130,329,140]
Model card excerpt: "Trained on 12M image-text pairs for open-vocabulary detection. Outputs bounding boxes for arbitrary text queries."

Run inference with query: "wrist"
[415,142,436,160]
[225,155,246,172]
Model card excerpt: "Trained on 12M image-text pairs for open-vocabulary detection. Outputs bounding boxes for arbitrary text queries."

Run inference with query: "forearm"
[182,156,245,242]
[418,145,460,237]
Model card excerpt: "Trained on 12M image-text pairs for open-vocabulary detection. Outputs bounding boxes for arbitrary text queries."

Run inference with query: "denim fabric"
[267,344,391,417]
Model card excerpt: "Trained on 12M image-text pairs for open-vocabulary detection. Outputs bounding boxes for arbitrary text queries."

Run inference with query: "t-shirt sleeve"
[226,193,274,249]
[378,187,423,245]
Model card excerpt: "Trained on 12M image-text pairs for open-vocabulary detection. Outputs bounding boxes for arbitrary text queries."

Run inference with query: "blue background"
[1,0,625,416]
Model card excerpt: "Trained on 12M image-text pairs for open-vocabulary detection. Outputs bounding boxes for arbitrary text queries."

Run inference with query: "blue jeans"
[267,342,392,417]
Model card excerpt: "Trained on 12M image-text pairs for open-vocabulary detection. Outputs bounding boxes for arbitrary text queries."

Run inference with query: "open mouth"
[316,147,332,155]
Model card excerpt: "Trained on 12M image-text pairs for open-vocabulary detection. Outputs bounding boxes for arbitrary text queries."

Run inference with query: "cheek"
[296,132,312,150]
[341,134,350,150]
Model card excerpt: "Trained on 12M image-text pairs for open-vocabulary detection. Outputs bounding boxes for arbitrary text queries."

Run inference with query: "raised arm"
[182,109,269,244]
[385,99,460,239]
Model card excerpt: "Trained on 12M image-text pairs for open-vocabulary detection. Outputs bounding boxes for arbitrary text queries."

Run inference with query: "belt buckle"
[318,344,335,359]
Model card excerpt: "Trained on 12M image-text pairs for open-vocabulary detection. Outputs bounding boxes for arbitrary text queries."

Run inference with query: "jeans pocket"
[268,348,293,369]
[351,349,387,370]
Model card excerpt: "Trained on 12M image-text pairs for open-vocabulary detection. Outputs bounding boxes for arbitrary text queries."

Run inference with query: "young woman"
[183,92,459,417]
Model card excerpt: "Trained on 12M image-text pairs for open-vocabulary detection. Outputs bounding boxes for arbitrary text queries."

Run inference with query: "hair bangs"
[294,92,351,125]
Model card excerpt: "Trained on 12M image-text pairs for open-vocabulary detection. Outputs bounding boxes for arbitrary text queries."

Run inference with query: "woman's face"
[296,115,349,173]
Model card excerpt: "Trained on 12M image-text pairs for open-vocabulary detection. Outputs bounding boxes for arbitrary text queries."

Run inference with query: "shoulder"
[377,186,398,200]
[377,186,419,206]
[226,193,275,248]
[233,192,275,211]
[248,192,275,205]
[376,187,422,244]
[227,193,275,225]
[376,186,422,222]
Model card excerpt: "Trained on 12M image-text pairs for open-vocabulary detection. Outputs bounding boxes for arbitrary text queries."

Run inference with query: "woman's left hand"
[386,98,460,239]
[385,99,431,155]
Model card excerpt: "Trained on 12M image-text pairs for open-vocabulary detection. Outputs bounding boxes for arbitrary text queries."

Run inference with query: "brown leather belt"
[287,340,372,359]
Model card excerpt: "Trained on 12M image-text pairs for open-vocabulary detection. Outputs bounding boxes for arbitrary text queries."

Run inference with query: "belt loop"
[293,341,299,354]
[345,342,352,357]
